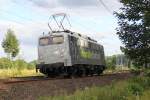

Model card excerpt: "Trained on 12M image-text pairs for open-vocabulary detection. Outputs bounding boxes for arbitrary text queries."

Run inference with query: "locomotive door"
[69,36,78,64]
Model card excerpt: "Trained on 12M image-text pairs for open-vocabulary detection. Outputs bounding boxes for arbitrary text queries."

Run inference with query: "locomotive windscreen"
[39,36,64,46]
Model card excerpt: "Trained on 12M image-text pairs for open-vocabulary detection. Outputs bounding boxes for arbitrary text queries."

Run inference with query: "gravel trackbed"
[0,73,133,100]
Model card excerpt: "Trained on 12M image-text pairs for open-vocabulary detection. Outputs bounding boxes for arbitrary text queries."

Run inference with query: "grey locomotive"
[36,30,106,77]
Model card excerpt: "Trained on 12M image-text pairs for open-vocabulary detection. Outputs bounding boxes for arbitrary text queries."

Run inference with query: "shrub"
[130,69,141,76]
[127,83,144,96]
[130,77,149,89]
[14,59,28,70]
[144,69,150,77]
[27,60,36,69]
[106,55,116,70]
[0,57,36,70]
[0,57,12,69]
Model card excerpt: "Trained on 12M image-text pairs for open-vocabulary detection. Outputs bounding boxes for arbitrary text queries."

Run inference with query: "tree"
[0,57,12,69]
[106,55,116,70]
[2,29,19,59]
[115,0,150,69]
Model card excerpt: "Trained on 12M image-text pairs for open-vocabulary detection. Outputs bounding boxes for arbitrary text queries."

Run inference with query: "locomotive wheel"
[96,67,101,76]
[78,70,83,77]
[85,68,90,76]
[97,70,102,76]
[66,67,75,78]
[89,70,93,76]
[46,67,57,78]
[82,68,86,77]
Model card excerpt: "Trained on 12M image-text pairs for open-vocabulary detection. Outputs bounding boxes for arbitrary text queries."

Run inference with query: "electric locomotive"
[36,13,106,77]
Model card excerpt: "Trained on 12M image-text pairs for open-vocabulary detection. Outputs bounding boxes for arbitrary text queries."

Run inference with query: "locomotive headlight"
[54,49,64,57]
[60,54,63,57]
[60,49,64,57]
[54,50,59,55]
[60,49,65,53]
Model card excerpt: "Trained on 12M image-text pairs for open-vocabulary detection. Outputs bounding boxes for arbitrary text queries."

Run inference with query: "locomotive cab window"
[39,37,49,46]
[53,36,64,44]
[39,36,64,46]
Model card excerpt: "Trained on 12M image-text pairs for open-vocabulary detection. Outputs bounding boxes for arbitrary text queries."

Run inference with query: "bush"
[0,57,36,70]
[130,69,141,76]
[127,83,144,96]
[14,59,28,70]
[27,60,36,69]
[128,77,149,90]
[106,55,116,70]
[144,69,150,77]
[0,58,12,69]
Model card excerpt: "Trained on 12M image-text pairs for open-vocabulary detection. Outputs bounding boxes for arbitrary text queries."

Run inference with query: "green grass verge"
[0,69,43,78]
[39,76,150,100]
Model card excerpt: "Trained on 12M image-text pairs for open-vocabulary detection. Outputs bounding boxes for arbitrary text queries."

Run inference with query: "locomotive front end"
[36,33,65,74]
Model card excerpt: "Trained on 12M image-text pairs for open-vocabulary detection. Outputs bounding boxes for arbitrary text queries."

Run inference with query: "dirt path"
[0,73,133,100]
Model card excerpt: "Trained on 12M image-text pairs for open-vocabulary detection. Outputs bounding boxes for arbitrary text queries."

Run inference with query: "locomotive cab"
[36,31,106,77]
[36,32,69,74]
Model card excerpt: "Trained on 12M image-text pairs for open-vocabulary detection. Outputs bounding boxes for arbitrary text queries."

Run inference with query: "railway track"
[2,76,52,84]
[0,72,132,100]
[3,71,130,84]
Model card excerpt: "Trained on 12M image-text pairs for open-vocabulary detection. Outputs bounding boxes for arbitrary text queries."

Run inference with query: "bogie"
[39,65,105,78]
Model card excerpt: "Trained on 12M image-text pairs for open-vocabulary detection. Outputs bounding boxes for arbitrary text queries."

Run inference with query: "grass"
[39,76,150,100]
[0,67,144,79]
[0,67,128,79]
[0,68,149,100]
[127,90,150,100]
[103,67,130,75]
[0,68,43,78]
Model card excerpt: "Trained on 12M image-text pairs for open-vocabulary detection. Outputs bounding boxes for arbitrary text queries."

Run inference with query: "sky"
[0,0,123,61]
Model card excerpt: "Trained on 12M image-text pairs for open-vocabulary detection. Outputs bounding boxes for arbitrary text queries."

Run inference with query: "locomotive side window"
[84,40,88,48]
[79,39,88,48]
[80,39,84,47]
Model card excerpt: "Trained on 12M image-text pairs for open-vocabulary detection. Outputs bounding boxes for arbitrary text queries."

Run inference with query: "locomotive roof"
[40,30,101,45]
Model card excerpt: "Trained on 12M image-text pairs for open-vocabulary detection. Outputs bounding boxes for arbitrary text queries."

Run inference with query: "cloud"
[21,0,121,15]
[25,0,97,9]
[59,0,97,7]
[27,0,58,8]
[25,0,121,10]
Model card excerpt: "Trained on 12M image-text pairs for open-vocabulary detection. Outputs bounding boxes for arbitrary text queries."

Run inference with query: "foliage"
[0,58,38,78]
[0,69,41,78]
[144,69,150,77]
[114,0,150,68]
[39,76,150,100]
[130,69,141,76]
[2,29,19,59]
[127,82,144,96]
[0,57,36,70]
[106,55,116,70]
[128,90,150,100]
[28,60,37,69]
[0,57,12,69]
